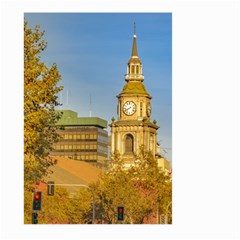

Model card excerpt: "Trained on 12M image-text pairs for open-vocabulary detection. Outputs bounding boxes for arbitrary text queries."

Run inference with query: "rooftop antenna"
[60,91,63,110]
[66,90,71,109]
[89,93,92,117]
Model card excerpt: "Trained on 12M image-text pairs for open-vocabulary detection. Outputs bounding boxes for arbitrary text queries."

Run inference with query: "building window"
[125,134,134,153]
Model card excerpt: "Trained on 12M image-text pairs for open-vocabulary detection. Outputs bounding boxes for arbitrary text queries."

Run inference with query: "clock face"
[147,104,151,117]
[123,101,136,116]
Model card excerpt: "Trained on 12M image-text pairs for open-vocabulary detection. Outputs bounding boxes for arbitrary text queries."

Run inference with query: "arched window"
[136,65,139,74]
[131,65,135,74]
[125,134,134,153]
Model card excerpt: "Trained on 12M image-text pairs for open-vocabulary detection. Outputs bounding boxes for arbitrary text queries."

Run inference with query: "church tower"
[110,24,159,165]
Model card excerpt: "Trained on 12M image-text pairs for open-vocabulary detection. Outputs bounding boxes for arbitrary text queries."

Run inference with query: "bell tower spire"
[125,22,144,82]
[131,22,138,57]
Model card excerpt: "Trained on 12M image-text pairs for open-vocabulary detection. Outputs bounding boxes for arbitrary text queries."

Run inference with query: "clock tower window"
[125,134,134,153]
[136,65,139,74]
[131,65,134,74]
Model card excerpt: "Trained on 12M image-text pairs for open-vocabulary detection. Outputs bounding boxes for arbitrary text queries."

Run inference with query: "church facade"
[110,27,160,166]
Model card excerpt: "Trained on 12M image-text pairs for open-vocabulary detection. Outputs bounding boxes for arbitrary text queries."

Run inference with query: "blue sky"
[24,13,172,161]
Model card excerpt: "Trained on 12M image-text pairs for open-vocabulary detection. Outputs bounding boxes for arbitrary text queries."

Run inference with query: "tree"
[90,149,172,224]
[68,188,93,224]
[24,20,63,190]
[130,148,172,223]
[24,149,171,224]
[24,187,72,224]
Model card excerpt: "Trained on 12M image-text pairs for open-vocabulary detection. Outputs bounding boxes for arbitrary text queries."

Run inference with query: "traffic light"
[32,192,42,211]
[47,181,54,196]
[117,206,124,221]
[32,212,38,224]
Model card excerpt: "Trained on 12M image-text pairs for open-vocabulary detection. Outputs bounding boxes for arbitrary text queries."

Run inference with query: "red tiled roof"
[44,157,102,193]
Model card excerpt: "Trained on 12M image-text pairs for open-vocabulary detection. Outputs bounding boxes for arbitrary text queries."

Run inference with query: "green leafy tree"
[24,20,63,190]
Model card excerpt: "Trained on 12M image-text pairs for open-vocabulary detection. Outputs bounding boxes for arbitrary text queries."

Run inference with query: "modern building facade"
[51,110,108,167]
[109,27,159,166]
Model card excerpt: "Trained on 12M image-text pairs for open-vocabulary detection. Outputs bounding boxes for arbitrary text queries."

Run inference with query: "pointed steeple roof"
[128,22,141,64]
[131,35,138,57]
[131,22,138,57]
